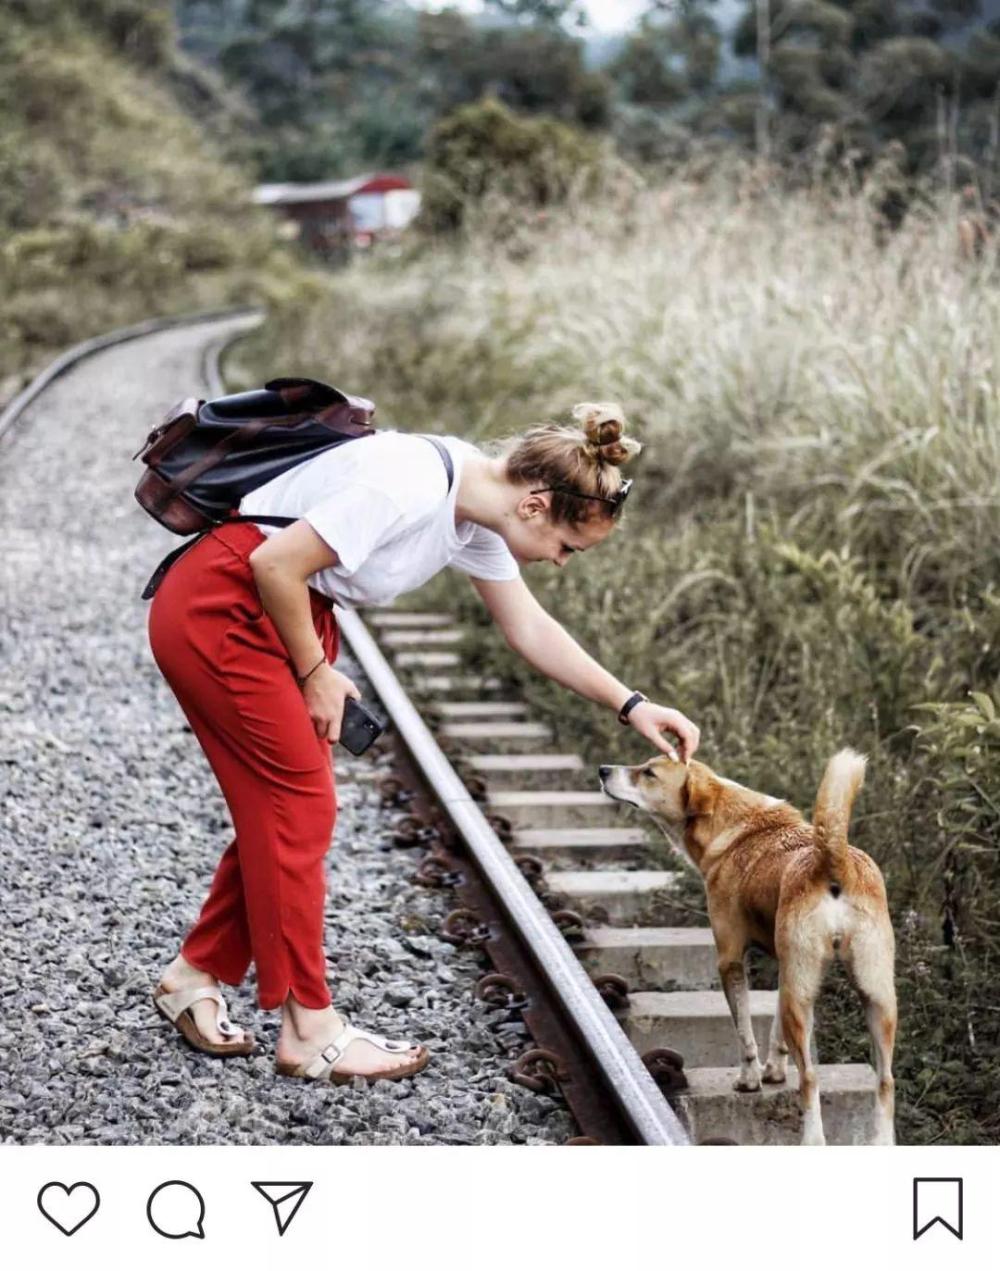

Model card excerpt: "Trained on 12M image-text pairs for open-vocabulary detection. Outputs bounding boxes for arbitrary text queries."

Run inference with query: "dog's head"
[598,756,719,825]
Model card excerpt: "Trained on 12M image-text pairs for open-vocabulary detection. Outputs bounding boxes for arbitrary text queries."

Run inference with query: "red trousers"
[147,519,340,1009]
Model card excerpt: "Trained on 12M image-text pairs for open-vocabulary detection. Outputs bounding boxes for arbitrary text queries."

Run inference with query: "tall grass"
[242,162,1000,1143]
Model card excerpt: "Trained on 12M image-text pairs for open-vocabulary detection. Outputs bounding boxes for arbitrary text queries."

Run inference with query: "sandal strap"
[157,984,242,1038]
[303,1021,416,1081]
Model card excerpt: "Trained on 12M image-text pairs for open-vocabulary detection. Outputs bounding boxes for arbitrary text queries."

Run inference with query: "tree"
[731,0,996,171]
[611,2,722,108]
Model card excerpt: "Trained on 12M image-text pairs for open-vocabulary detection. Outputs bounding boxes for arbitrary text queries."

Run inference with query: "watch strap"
[617,690,648,725]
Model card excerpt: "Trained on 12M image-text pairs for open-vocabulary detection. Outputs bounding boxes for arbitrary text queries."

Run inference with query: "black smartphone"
[338,696,384,755]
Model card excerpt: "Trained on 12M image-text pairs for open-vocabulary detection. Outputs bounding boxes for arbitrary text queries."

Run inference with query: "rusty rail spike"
[413,852,464,889]
[465,776,488,802]
[508,1047,569,1094]
[591,973,630,1012]
[486,813,513,841]
[512,853,545,882]
[440,907,492,947]
[475,971,529,1011]
[545,908,585,940]
[642,1047,688,1095]
[374,772,413,805]
[391,812,440,848]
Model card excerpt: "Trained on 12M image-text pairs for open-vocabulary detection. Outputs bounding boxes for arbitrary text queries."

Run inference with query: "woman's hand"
[301,664,362,743]
[627,701,701,763]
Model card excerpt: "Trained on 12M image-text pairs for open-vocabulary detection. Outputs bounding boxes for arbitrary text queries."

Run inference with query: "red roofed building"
[253,172,420,256]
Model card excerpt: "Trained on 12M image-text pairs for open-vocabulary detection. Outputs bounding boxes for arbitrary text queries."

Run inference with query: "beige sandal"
[276,1018,430,1085]
[153,982,255,1057]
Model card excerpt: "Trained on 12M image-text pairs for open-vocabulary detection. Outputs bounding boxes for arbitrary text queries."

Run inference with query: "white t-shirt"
[238,431,520,608]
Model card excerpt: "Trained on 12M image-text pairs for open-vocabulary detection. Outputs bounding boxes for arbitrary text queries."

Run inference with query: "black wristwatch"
[617,690,648,725]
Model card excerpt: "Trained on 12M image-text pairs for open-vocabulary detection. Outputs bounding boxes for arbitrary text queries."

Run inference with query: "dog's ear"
[683,764,717,820]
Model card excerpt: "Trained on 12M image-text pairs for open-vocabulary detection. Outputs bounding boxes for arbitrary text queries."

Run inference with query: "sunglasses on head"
[529,478,633,515]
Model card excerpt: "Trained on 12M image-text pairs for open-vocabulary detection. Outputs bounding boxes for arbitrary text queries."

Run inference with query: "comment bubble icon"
[146,1180,206,1240]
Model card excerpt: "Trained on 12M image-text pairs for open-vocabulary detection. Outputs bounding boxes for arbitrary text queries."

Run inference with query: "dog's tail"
[812,748,867,886]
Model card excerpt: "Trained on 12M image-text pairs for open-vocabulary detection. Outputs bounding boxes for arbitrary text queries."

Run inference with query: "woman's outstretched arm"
[469,575,700,763]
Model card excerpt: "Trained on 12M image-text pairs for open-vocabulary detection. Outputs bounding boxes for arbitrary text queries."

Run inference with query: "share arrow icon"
[251,1181,314,1236]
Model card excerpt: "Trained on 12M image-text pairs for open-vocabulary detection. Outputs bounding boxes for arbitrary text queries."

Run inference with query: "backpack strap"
[419,434,454,492]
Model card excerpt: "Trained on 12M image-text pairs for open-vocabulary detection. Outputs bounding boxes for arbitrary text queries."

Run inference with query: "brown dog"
[598,748,896,1145]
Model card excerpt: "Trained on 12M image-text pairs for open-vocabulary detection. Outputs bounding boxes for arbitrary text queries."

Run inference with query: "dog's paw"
[733,1063,762,1093]
[762,1061,787,1085]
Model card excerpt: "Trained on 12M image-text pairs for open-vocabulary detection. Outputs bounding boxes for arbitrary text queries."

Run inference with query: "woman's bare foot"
[277,997,423,1077]
[159,953,247,1045]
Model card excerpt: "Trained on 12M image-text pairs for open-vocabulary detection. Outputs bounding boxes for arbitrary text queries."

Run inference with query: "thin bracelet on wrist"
[617,690,648,725]
[295,655,326,687]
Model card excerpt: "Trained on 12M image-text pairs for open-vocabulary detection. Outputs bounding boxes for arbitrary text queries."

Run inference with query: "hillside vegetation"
[0,1,304,396]
[174,0,1000,185]
[236,168,1000,1144]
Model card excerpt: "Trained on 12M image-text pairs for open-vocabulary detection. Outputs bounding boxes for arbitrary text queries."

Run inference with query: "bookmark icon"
[913,1177,963,1241]
[251,1181,313,1236]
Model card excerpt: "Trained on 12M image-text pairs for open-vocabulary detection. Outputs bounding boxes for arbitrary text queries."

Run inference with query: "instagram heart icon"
[37,1182,101,1236]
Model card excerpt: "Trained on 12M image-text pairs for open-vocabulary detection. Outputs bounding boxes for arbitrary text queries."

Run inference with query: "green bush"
[418,97,604,233]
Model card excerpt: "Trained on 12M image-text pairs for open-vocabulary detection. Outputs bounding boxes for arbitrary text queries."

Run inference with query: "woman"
[147,401,701,1085]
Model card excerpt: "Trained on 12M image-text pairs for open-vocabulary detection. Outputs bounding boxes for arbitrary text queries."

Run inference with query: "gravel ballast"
[0,315,576,1145]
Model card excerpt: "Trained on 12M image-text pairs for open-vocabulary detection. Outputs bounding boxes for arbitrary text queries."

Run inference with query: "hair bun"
[571,401,633,466]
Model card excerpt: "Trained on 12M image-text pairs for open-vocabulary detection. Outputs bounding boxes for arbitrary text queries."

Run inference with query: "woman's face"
[504,494,614,567]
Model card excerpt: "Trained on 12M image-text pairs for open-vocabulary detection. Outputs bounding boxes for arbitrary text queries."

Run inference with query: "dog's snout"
[598,765,612,781]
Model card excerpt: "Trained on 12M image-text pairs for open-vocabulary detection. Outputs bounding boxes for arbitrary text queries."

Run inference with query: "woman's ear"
[518,490,551,519]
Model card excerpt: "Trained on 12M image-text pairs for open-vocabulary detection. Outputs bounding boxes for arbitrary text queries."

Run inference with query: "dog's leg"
[780,960,825,1145]
[845,924,897,1145]
[762,984,788,1084]
[718,952,762,1091]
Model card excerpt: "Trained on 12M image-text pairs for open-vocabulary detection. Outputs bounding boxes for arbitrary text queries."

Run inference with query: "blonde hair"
[492,401,642,526]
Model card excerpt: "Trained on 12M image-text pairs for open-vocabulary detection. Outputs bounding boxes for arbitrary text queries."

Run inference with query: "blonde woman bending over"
[148,401,701,1086]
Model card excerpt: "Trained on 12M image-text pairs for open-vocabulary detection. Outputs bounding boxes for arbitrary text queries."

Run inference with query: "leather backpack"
[134,376,453,599]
